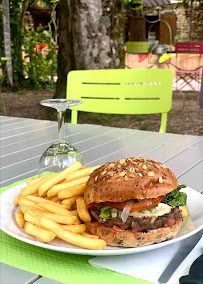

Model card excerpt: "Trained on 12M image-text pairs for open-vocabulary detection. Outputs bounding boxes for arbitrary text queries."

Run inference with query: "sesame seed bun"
[84,157,179,204]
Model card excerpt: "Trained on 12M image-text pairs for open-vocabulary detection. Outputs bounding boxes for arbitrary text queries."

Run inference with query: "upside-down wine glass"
[38,99,85,174]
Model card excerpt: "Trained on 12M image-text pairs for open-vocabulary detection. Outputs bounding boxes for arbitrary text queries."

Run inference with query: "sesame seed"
[109,163,115,169]
[119,171,126,177]
[159,176,163,183]
[155,163,161,169]
[148,172,155,177]
[124,176,128,181]
[143,165,147,169]
[101,170,107,175]
[129,167,135,173]
[129,174,135,178]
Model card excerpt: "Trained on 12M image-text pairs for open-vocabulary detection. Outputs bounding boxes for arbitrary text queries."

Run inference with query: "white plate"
[0,183,203,256]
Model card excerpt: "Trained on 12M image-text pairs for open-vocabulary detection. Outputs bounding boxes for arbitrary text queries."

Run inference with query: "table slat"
[0,126,115,156]
[0,263,38,284]
[86,132,178,166]
[34,277,64,284]
[0,118,29,127]
[178,160,203,192]
[0,123,98,147]
[0,121,56,139]
[165,139,203,178]
[0,116,22,123]
[143,135,203,164]
[0,119,50,132]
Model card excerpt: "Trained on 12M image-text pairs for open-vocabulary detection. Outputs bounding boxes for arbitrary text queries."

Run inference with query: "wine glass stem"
[57,110,65,141]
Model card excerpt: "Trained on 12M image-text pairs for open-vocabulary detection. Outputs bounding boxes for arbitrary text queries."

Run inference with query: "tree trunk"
[54,0,75,98]
[54,0,125,99]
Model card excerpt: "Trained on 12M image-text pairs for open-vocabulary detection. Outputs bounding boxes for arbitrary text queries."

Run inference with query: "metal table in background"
[1,115,203,284]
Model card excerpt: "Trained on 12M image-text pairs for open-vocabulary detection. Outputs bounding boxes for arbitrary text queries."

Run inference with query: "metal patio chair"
[125,42,150,65]
[66,69,173,133]
[174,42,203,96]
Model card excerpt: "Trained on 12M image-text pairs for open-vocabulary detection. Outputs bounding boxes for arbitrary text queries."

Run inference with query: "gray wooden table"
[1,116,203,284]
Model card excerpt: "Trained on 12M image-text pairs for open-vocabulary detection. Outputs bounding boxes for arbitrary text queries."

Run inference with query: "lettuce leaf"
[99,206,122,221]
[99,206,112,220]
[162,184,187,206]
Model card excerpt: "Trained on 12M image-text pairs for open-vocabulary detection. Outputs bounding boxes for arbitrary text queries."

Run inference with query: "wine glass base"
[38,140,85,174]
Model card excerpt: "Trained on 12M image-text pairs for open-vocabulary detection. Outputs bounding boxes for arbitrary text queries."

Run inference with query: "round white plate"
[0,182,203,256]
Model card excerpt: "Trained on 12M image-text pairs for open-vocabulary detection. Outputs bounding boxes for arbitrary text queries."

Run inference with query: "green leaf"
[162,185,187,207]
[99,206,112,220]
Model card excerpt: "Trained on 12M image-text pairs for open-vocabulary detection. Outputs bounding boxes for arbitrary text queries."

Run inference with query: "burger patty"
[89,206,182,232]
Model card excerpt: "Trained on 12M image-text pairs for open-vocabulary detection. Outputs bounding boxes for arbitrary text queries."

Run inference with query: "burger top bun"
[84,157,179,204]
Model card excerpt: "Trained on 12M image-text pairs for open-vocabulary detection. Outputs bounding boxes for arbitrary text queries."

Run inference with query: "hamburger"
[84,157,188,247]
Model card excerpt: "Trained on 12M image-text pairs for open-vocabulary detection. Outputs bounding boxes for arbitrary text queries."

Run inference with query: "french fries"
[24,195,69,209]
[14,161,106,250]
[40,217,106,250]
[61,195,83,207]
[76,197,91,222]
[58,184,86,200]
[27,176,45,186]
[37,202,73,216]
[32,208,77,225]
[21,174,56,196]
[14,210,25,228]
[14,195,20,206]
[38,161,83,197]
[50,196,60,203]
[62,224,86,234]
[18,197,44,212]
[24,222,56,243]
[65,165,101,182]
[47,176,89,197]
[81,232,100,239]
[24,210,41,226]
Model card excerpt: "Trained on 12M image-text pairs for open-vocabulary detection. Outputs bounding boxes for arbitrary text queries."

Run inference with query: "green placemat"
[0,178,153,284]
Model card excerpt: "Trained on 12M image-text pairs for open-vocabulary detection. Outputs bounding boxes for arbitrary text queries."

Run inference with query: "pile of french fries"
[14,161,106,250]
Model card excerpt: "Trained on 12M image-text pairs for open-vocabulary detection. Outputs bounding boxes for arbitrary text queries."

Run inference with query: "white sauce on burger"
[129,203,172,218]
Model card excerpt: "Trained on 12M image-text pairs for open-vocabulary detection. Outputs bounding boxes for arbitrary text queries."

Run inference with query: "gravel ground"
[1,90,203,136]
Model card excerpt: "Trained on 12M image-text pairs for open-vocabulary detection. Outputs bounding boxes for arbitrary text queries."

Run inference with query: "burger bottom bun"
[86,220,182,248]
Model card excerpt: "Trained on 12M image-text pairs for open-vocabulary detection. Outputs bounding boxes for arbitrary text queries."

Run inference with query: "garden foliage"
[0,0,57,89]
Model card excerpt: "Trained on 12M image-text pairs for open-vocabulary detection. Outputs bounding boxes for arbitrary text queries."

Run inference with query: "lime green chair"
[125,42,149,54]
[67,69,173,133]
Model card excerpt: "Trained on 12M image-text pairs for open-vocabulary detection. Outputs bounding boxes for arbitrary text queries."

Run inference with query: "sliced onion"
[121,201,133,223]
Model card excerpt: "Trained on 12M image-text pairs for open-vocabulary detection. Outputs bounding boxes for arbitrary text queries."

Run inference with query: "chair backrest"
[125,41,149,54]
[175,42,203,54]
[67,69,173,133]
